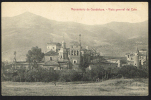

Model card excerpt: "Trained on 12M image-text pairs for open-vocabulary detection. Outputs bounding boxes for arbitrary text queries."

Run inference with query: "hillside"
[2,12,148,61]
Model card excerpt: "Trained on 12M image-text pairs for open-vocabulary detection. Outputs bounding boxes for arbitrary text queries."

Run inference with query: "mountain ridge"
[2,12,148,61]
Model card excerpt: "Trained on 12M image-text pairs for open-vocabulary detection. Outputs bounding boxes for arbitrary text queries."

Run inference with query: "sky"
[2,2,148,25]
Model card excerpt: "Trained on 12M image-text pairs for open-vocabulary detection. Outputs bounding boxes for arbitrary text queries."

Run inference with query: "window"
[74,50,76,55]
[71,50,73,55]
[53,47,54,49]
[50,57,52,61]
[73,60,77,64]
[128,55,129,58]
[77,50,79,56]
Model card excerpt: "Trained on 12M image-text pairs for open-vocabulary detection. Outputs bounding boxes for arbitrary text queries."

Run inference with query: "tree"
[117,65,148,78]
[85,64,104,81]
[26,46,44,68]
[17,68,26,82]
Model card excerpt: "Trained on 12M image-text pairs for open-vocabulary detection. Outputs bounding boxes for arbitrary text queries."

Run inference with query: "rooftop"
[125,53,134,56]
[45,50,59,56]
[58,59,69,63]
[139,49,147,51]
[15,61,44,65]
[139,52,147,56]
[70,41,80,47]
[47,42,61,46]
[43,60,59,66]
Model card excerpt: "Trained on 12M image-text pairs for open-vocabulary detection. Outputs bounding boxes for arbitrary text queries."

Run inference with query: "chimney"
[79,34,81,47]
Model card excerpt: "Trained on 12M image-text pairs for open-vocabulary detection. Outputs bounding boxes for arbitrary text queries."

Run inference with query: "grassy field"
[2,78,148,96]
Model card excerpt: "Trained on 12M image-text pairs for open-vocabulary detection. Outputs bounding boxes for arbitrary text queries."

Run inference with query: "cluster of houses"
[12,34,91,71]
[125,48,148,68]
[10,34,148,72]
[11,34,125,72]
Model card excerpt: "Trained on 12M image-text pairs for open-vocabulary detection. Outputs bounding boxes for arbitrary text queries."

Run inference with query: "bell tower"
[59,33,68,60]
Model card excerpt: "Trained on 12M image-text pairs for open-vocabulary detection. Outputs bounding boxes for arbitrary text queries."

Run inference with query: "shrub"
[81,72,91,81]
[118,65,148,78]
[58,70,82,82]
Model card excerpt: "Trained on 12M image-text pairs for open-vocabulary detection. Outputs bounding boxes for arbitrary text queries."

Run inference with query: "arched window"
[77,50,79,56]
[71,50,73,55]
[74,50,76,55]
[73,60,77,64]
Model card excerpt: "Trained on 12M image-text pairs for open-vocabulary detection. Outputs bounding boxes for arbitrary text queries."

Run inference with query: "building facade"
[46,42,61,52]
[125,48,148,68]
[43,34,91,71]
[12,34,91,72]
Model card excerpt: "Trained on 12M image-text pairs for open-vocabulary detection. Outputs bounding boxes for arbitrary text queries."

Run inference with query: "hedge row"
[2,65,148,82]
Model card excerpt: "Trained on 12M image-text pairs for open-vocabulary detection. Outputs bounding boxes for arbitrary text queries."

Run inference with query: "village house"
[42,34,91,71]
[12,34,92,72]
[125,48,148,68]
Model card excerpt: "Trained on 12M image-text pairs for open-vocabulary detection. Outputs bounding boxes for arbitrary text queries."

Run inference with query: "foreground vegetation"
[2,61,148,96]
[2,46,147,82]
[2,62,148,82]
[2,78,148,96]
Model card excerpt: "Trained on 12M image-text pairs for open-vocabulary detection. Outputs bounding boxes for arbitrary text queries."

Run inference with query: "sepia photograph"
[1,2,148,96]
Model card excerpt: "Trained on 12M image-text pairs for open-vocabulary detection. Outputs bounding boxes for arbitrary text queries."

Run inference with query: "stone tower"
[62,40,66,48]
[58,33,68,60]
[58,40,68,60]
[68,34,81,68]
[134,47,140,68]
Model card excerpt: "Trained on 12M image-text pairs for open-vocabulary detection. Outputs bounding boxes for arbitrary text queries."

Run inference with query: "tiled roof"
[81,48,89,51]
[16,61,29,65]
[70,42,80,46]
[139,53,147,56]
[125,53,130,55]
[16,62,44,65]
[125,53,134,56]
[58,59,69,63]
[140,49,147,51]
[130,54,134,56]
[43,60,59,66]
[45,50,59,56]
[16,61,27,63]
[47,42,61,46]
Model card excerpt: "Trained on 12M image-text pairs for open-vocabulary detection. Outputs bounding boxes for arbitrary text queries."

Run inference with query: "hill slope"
[2,12,148,61]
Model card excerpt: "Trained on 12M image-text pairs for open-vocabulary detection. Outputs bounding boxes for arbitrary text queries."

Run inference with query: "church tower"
[134,47,140,68]
[58,34,68,60]
[62,40,66,49]
[68,34,81,69]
